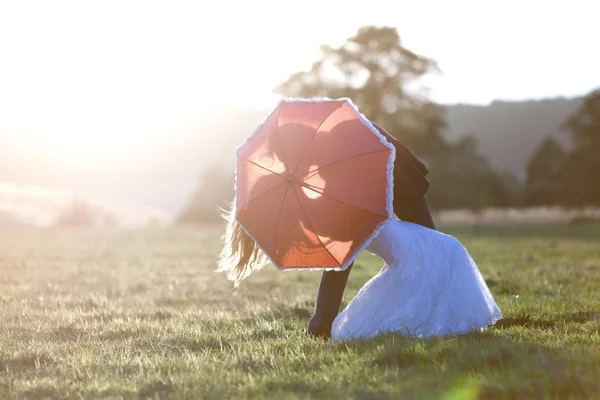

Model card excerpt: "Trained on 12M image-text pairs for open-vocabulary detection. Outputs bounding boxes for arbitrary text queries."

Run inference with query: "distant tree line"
[176,166,234,224]
[53,199,118,227]
[176,27,599,224]
[524,88,600,207]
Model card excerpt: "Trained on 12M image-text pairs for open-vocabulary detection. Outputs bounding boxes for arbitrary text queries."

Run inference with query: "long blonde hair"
[217,200,268,286]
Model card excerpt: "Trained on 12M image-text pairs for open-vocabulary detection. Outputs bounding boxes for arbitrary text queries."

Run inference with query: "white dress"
[331,219,502,341]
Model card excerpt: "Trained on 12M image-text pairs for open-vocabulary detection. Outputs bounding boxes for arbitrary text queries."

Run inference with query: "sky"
[1,0,598,140]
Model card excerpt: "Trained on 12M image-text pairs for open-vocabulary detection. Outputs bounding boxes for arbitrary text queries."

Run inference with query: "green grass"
[1,224,599,399]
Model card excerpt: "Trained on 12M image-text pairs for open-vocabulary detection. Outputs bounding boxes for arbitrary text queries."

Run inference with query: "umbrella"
[235,98,395,271]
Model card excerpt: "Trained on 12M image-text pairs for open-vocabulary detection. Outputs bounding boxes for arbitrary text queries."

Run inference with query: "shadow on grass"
[138,379,175,398]
[482,278,523,295]
[238,304,314,325]
[48,323,151,343]
[492,312,599,329]
[493,315,557,329]
[0,353,55,373]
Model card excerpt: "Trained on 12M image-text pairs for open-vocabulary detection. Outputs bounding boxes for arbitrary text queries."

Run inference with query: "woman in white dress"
[330,218,501,340]
[218,205,502,341]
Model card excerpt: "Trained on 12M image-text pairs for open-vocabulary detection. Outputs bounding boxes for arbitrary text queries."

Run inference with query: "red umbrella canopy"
[235,98,395,271]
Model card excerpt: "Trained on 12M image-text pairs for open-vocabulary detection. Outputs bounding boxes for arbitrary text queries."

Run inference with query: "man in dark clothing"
[307,122,437,339]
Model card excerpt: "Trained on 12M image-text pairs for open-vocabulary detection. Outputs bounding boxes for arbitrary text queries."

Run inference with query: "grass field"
[1,224,599,399]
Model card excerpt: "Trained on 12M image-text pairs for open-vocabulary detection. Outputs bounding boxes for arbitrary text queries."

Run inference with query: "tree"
[53,199,117,227]
[559,88,600,206]
[524,137,566,205]
[274,26,443,156]
[176,165,234,224]
[274,25,521,210]
[426,135,519,210]
[563,88,600,147]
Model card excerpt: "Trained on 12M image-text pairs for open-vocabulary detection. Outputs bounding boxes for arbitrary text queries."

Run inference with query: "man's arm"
[307,262,354,338]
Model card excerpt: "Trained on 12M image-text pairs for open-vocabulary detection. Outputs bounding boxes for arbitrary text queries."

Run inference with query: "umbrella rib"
[271,185,290,264]
[239,180,288,210]
[291,102,345,175]
[299,183,388,218]
[299,149,389,180]
[246,159,287,178]
[275,108,290,173]
[291,185,342,267]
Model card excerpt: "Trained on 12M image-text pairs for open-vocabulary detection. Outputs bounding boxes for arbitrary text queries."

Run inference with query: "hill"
[444,96,580,178]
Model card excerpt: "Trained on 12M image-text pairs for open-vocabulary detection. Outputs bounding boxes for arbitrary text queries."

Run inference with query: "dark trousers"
[307,195,436,338]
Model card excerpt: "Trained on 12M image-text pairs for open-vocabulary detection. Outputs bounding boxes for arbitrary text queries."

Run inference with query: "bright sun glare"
[0,1,288,163]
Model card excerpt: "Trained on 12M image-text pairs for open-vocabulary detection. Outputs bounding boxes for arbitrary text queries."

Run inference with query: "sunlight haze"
[0,0,598,221]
